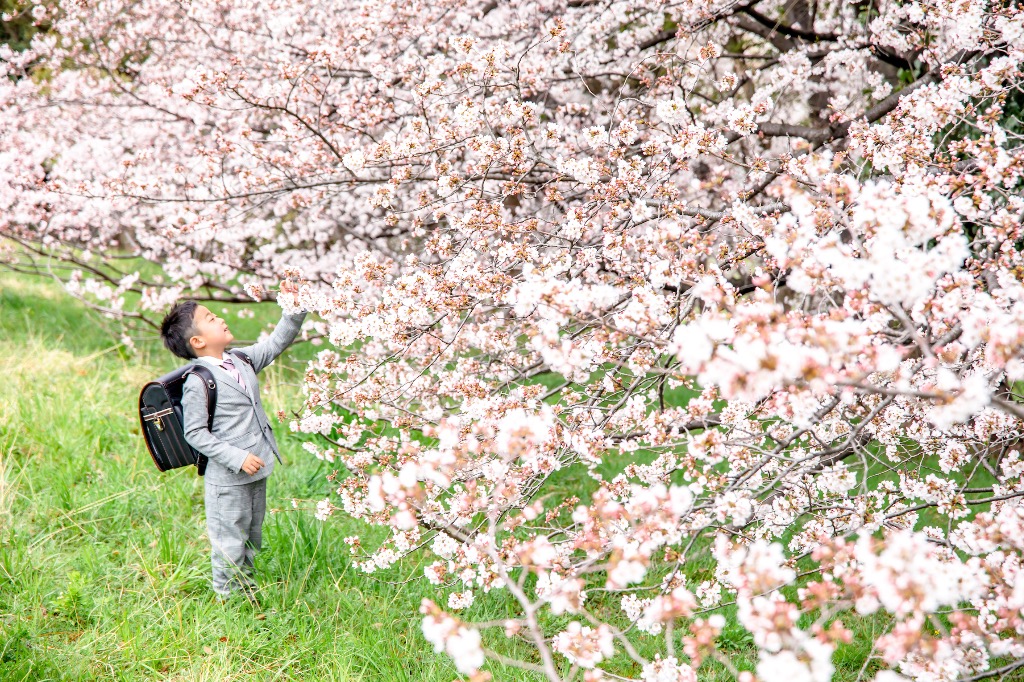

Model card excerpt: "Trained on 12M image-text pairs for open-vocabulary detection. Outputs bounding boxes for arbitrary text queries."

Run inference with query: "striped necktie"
[221,356,248,393]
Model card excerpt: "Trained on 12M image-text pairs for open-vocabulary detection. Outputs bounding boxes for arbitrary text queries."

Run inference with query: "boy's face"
[189,304,234,355]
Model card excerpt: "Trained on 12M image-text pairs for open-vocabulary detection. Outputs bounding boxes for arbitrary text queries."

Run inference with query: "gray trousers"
[204,477,267,596]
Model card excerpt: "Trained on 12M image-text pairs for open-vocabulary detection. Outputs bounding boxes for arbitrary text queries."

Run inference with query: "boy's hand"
[241,453,265,475]
[280,278,299,296]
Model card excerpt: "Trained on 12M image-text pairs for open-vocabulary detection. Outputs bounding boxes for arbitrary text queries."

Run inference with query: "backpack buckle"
[143,407,174,431]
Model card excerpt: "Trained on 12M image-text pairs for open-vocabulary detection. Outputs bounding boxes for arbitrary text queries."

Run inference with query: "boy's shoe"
[238,585,261,609]
[214,586,261,608]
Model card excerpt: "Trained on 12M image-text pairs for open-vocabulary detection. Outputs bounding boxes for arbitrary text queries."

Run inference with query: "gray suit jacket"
[181,310,308,486]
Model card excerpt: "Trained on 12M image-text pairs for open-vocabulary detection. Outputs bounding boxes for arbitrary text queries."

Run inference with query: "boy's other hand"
[280,279,299,295]
[241,453,265,475]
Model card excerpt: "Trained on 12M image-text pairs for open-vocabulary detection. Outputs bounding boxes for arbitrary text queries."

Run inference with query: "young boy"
[159,284,307,602]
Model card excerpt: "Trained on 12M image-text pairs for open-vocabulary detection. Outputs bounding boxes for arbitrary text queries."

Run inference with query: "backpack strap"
[183,364,218,476]
[229,349,255,372]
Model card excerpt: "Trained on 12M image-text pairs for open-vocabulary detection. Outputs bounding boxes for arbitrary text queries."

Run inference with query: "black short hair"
[161,299,201,360]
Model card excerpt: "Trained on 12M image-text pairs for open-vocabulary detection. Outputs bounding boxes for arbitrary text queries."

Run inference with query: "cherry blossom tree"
[4,0,1024,679]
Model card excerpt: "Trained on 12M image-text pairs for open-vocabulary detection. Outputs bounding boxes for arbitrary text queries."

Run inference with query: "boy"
[159,283,307,603]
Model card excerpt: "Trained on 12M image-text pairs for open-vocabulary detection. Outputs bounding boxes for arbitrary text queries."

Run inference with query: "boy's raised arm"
[181,373,251,473]
[232,309,308,374]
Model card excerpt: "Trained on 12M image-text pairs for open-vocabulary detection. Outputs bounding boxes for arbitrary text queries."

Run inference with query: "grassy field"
[5,268,1007,682]
[0,270,500,681]
[0,269,774,682]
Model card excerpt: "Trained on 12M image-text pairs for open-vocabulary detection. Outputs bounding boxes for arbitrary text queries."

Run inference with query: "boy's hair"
[161,300,201,360]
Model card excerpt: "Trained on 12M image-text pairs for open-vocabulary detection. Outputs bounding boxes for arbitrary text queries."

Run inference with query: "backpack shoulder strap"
[230,349,255,372]
[183,364,218,476]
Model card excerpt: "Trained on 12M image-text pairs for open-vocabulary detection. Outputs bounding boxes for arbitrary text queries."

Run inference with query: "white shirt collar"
[196,354,225,366]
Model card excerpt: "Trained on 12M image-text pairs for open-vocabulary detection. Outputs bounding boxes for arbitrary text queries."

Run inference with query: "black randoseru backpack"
[138,350,255,476]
